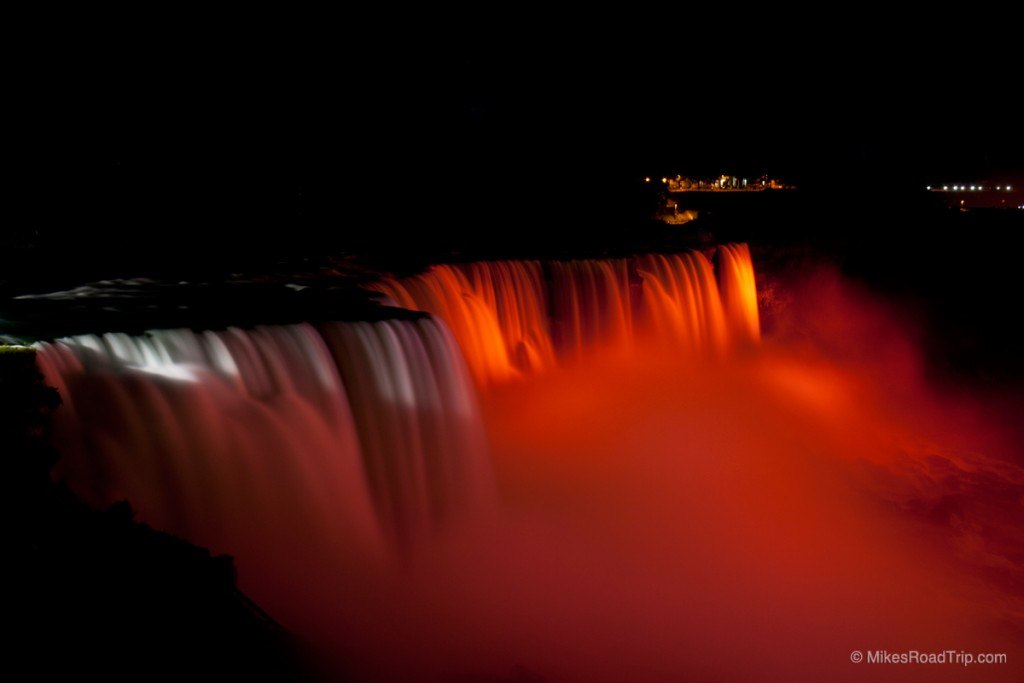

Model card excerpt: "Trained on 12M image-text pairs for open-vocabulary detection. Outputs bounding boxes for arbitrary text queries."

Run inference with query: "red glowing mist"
[349,251,1023,681]
[38,246,1024,681]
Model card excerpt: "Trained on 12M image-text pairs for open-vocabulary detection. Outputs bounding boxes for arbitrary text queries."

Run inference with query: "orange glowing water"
[372,244,761,386]
[35,245,1024,682]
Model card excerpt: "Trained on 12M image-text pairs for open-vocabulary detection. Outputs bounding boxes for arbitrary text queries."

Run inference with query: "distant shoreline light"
[646,174,795,192]
[928,185,1013,192]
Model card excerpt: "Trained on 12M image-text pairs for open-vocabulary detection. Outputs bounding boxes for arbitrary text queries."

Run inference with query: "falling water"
[717,242,761,345]
[372,243,760,386]
[372,260,554,385]
[38,244,755,551]
[35,318,492,558]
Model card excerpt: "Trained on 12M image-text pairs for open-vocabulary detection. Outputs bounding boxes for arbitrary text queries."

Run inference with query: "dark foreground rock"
[2,347,317,682]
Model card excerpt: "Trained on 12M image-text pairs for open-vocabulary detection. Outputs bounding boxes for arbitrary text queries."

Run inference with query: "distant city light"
[644,177,651,183]
[1007,186,1012,191]
[943,185,949,191]
[661,177,667,184]
[996,186,1002,190]
[970,186,976,191]
[926,185,931,190]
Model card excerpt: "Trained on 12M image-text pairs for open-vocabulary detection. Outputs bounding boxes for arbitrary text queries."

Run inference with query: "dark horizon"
[10,35,1022,249]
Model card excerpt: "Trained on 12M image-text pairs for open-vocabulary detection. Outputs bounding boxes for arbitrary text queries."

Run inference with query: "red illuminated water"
[36,245,1024,681]
[37,319,492,559]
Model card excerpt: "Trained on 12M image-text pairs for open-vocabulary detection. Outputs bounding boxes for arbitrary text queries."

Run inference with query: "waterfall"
[35,319,492,556]
[372,243,760,385]
[717,243,761,345]
[372,260,554,385]
[30,243,774,677]
[34,243,759,564]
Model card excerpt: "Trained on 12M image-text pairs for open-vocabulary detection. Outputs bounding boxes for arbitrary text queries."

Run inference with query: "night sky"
[9,21,1022,263]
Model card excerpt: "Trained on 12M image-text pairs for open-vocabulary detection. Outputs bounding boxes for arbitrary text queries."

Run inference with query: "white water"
[36,318,493,565]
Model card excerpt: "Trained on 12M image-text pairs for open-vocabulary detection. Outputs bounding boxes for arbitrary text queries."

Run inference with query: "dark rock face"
[2,348,316,682]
